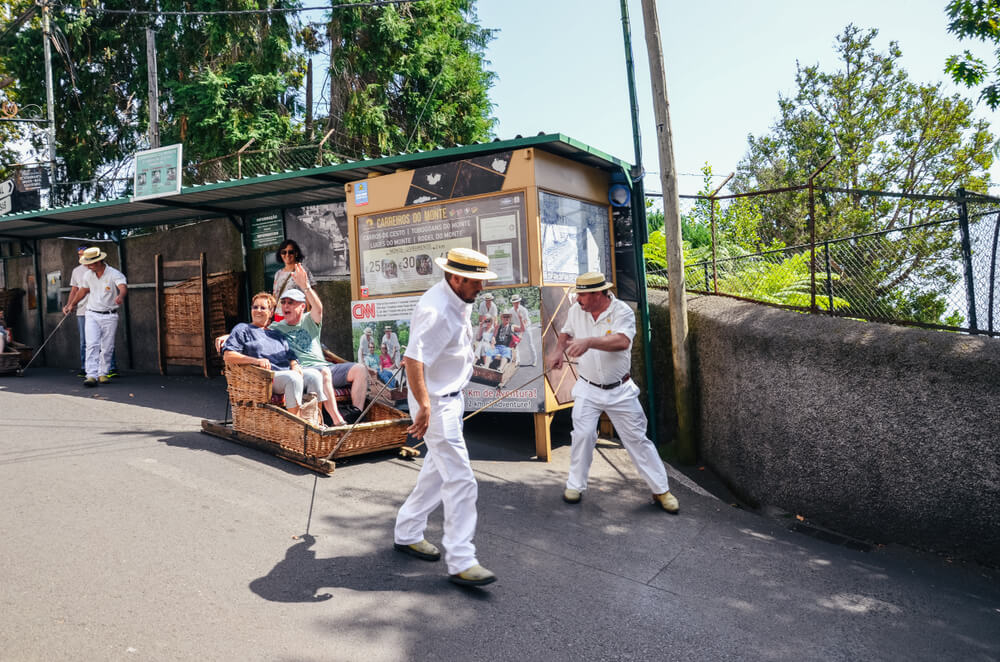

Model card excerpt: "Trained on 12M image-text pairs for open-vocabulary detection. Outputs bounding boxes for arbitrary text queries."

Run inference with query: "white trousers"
[567,381,670,495]
[84,311,118,379]
[272,369,325,408]
[395,393,480,575]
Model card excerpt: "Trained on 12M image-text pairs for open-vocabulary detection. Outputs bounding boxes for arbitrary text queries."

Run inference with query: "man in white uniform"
[476,292,498,320]
[67,244,118,378]
[393,247,498,587]
[381,325,401,366]
[357,326,375,365]
[62,247,127,387]
[510,294,534,366]
[547,272,679,514]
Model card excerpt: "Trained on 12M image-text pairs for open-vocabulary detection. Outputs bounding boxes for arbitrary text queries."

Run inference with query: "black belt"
[440,391,461,398]
[89,309,118,315]
[581,374,630,390]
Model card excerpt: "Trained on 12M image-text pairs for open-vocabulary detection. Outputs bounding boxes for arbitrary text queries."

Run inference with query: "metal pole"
[640,0,696,464]
[707,173,732,295]
[989,211,999,334]
[146,28,160,149]
[806,157,834,314]
[40,0,57,204]
[824,240,834,313]
[620,0,657,446]
[31,240,45,363]
[114,231,134,368]
[956,187,978,333]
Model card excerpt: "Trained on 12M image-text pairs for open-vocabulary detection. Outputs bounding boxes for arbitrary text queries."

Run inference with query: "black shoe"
[76,370,86,377]
[105,370,120,378]
[83,377,98,387]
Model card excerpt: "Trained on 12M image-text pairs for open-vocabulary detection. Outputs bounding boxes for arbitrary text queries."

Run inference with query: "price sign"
[357,192,527,296]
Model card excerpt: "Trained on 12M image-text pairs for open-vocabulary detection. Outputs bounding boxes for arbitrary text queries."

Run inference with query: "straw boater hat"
[571,271,614,293]
[510,294,521,303]
[435,247,497,280]
[79,246,107,265]
[501,309,513,318]
[484,292,494,300]
[364,327,373,335]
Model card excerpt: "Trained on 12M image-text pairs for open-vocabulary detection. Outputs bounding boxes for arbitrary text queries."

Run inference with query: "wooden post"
[533,412,552,461]
[640,0,696,463]
[199,252,210,377]
[154,253,165,375]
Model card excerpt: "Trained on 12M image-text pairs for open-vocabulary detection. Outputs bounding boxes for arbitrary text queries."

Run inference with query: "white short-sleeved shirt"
[477,300,497,320]
[512,303,530,331]
[560,293,635,386]
[404,278,475,396]
[69,264,91,316]
[83,265,127,313]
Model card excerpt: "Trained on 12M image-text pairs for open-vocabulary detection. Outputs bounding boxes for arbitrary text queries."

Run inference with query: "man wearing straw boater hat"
[393,247,499,587]
[548,271,679,514]
[62,246,127,387]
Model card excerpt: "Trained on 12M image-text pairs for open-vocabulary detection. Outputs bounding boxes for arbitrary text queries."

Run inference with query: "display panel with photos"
[285,202,350,278]
[540,191,612,284]
[356,192,528,297]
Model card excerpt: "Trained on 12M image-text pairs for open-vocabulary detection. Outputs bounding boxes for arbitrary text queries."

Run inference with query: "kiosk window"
[540,191,612,284]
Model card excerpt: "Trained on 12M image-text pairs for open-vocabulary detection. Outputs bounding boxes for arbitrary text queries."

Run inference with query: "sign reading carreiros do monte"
[131,143,183,202]
[356,191,528,297]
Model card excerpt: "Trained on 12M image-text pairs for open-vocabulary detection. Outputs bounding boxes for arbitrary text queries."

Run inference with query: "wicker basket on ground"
[225,363,410,460]
[158,263,240,376]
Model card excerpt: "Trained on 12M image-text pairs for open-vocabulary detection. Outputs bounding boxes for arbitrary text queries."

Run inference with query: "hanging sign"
[132,143,183,202]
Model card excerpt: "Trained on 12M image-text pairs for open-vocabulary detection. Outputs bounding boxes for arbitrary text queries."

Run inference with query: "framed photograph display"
[539,191,612,284]
[357,191,528,297]
[285,202,350,278]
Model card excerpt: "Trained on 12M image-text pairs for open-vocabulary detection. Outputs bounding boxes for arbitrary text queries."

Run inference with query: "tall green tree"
[0,0,496,189]
[945,0,1000,109]
[733,25,993,325]
[322,0,495,158]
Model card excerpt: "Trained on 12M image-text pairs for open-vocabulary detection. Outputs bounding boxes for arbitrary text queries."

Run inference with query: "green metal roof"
[0,133,631,242]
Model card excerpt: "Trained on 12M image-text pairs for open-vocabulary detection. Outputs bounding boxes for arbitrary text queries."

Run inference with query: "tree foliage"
[322,0,496,158]
[945,0,1000,109]
[0,0,496,186]
[732,25,993,325]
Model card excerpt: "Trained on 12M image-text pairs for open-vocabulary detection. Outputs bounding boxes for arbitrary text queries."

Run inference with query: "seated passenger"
[269,265,369,426]
[482,310,515,371]
[362,342,380,372]
[378,342,399,388]
[221,291,325,417]
[474,315,494,366]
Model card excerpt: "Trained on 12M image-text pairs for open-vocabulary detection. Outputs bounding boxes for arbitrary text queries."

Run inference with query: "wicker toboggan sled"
[201,358,413,474]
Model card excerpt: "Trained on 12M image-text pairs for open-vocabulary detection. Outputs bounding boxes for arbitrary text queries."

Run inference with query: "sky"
[473,0,1000,198]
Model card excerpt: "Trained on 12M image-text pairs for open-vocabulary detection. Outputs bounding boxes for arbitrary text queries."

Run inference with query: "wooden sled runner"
[201,359,414,474]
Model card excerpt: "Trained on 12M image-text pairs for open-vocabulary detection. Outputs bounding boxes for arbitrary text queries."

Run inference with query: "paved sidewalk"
[1,369,998,662]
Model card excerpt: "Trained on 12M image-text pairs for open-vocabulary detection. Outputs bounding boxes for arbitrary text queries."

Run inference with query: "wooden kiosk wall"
[344,147,616,460]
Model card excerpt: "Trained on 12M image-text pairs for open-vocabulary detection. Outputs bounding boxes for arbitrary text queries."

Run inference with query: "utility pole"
[639,0,696,464]
[306,58,314,141]
[39,0,57,194]
[146,27,160,148]
[619,0,658,446]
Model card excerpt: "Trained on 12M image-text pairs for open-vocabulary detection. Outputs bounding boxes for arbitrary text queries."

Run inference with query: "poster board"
[351,286,545,413]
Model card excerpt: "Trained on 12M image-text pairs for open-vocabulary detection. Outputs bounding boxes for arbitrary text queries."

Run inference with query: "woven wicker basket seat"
[224,362,410,460]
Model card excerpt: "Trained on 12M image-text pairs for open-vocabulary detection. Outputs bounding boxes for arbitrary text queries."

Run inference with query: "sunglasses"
[280,250,297,256]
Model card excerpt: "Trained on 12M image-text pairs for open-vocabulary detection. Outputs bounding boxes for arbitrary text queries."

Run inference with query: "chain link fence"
[650,183,1000,337]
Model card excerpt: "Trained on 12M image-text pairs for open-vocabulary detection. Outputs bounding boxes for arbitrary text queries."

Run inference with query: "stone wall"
[648,291,1000,564]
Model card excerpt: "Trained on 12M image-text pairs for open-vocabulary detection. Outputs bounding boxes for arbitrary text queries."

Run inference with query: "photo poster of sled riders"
[350,288,544,413]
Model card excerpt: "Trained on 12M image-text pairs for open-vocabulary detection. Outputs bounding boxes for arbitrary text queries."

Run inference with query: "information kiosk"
[344,145,628,460]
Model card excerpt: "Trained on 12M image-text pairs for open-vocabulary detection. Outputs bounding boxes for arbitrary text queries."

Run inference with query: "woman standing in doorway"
[272,239,314,321]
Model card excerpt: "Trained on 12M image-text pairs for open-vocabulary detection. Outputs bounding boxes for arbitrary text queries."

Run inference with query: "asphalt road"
[1,369,998,662]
